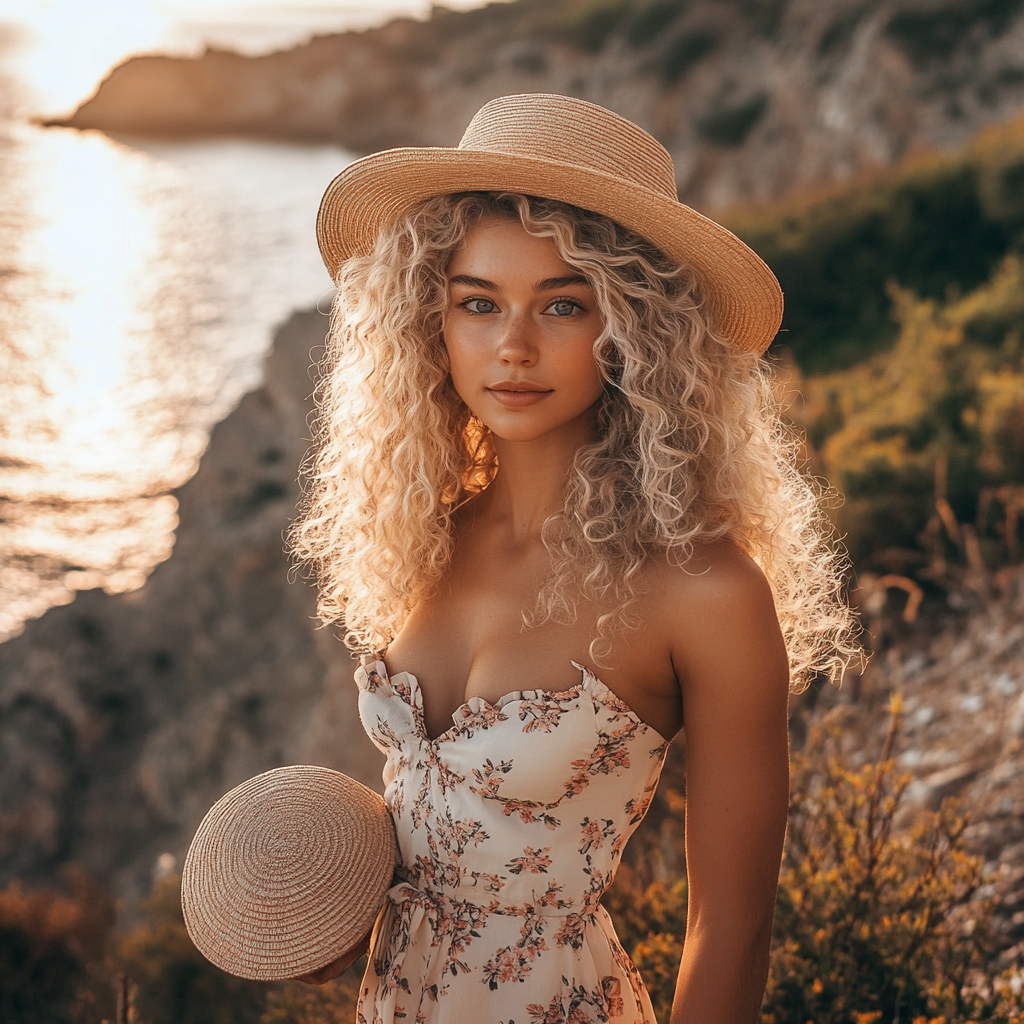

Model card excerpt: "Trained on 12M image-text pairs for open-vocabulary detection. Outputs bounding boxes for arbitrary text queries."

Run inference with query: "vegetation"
[800,256,1024,567]
[729,116,1024,374]
[604,701,1024,1023]
[5,705,1021,1023]
[114,878,269,1024]
[764,701,990,1023]
[724,114,1024,574]
[0,868,114,1024]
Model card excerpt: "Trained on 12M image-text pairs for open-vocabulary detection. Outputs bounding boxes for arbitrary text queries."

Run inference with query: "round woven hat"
[317,92,782,354]
[181,765,396,981]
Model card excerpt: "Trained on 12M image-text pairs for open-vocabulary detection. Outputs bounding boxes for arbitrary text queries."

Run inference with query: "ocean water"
[0,33,354,640]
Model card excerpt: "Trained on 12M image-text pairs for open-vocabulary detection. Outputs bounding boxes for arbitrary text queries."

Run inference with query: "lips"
[487,380,551,392]
[486,381,553,407]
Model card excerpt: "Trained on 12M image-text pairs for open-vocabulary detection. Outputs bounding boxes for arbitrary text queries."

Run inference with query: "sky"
[0,0,504,115]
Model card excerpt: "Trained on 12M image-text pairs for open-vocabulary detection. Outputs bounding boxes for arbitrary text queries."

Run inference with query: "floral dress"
[354,656,670,1024]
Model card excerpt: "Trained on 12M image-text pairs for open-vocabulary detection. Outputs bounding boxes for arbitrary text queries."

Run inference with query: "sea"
[0,2,490,641]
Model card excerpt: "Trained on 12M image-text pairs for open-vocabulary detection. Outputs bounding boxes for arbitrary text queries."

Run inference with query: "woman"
[293,94,858,1023]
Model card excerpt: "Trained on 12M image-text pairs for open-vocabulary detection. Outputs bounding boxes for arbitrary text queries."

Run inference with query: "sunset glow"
[0,0,503,114]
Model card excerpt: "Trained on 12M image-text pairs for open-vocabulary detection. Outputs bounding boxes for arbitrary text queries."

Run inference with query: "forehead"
[447,215,577,279]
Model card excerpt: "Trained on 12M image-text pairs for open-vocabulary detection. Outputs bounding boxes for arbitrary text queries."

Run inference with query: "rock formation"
[0,310,383,907]
[53,0,1024,209]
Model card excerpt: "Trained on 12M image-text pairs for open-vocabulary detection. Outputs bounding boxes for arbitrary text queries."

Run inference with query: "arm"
[662,549,790,1024]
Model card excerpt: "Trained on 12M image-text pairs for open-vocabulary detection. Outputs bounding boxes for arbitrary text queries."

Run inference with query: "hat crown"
[458,94,678,201]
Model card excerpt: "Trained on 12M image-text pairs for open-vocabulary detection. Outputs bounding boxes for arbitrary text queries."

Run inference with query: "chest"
[384,529,683,743]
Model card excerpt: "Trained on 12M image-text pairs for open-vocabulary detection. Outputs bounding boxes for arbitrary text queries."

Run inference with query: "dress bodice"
[354,657,669,1022]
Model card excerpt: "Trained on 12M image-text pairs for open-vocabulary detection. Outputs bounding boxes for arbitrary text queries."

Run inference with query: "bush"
[729,115,1024,374]
[114,875,363,1024]
[799,255,1024,566]
[0,867,114,1024]
[764,699,992,1023]
[114,876,269,1024]
[605,701,1024,1023]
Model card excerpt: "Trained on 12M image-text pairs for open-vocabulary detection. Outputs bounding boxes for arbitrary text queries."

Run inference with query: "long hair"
[291,192,859,688]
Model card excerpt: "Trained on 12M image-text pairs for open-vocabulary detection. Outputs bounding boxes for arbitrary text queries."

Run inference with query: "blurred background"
[1,1,1023,1021]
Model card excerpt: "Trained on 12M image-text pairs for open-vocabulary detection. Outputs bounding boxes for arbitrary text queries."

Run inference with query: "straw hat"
[181,765,396,981]
[317,92,782,354]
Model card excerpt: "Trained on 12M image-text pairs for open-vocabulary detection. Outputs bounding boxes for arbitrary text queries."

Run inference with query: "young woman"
[293,94,857,1023]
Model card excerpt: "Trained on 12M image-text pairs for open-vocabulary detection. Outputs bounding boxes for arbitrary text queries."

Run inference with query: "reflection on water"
[0,116,350,639]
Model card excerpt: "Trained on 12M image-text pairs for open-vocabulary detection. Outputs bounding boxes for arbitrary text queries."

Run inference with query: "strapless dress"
[354,657,669,1024]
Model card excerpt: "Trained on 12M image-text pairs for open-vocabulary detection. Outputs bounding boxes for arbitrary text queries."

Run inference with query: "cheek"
[442,333,482,406]
[570,345,605,403]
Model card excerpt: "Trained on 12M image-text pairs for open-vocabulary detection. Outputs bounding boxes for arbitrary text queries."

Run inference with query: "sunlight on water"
[2,0,504,117]
[0,118,350,639]
[0,0,510,642]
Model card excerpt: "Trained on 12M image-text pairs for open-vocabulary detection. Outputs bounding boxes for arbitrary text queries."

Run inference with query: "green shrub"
[800,255,1024,565]
[729,115,1024,374]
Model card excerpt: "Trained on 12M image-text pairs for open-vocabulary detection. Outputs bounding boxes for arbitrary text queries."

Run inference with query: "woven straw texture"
[317,93,783,354]
[181,765,396,981]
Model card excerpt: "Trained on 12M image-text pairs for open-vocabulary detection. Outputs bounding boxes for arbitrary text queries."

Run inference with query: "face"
[444,216,606,444]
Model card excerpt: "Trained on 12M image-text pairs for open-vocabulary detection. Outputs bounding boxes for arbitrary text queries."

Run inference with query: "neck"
[478,409,596,544]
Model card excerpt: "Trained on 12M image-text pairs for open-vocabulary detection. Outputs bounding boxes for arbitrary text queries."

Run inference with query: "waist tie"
[369,879,603,1002]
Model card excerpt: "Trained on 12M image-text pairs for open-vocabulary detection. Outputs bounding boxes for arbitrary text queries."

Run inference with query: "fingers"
[290,928,372,985]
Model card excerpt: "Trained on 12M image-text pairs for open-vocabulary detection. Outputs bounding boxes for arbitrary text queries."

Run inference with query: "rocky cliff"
[55,0,1024,209]
[0,310,383,907]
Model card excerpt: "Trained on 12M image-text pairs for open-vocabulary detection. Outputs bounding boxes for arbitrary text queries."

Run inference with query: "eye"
[461,297,497,314]
[547,299,583,317]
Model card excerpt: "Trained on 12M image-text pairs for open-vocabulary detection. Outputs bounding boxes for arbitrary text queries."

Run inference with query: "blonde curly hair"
[291,192,860,688]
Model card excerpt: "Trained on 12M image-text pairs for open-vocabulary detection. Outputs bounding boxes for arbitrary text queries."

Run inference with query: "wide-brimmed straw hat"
[317,92,782,354]
[181,765,396,981]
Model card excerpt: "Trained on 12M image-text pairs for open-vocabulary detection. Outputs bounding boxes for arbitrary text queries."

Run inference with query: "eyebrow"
[447,273,591,290]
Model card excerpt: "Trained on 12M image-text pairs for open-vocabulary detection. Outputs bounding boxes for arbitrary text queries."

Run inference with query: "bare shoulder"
[644,537,777,627]
[641,538,789,695]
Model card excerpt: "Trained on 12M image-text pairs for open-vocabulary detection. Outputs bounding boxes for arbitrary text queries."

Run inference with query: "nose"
[496,310,538,366]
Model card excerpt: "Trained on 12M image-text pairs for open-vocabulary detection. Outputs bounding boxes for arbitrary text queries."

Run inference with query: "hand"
[291,929,372,985]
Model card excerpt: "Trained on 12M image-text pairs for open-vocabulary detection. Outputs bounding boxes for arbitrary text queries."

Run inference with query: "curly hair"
[290,192,860,688]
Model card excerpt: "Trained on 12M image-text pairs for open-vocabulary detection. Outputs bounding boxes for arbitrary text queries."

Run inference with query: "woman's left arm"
[662,549,791,1024]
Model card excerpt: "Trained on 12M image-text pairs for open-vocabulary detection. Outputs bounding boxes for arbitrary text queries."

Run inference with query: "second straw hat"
[317,92,783,354]
[181,765,396,981]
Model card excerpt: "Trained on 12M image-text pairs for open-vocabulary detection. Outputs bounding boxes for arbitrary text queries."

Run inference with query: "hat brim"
[317,147,783,354]
[181,766,396,982]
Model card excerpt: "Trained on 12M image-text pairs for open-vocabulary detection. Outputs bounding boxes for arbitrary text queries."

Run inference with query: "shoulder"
[645,538,777,627]
[642,538,788,694]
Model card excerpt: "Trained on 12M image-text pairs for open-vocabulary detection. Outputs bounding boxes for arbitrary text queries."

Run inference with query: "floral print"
[355,658,668,1023]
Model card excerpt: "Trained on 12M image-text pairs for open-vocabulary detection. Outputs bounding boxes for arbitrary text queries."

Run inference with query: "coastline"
[49,1,1024,211]
[0,308,383,908]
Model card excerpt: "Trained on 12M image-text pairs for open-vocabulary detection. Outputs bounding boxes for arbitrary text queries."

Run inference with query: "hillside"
[55,0,1024,210]
[0,311,382,906]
